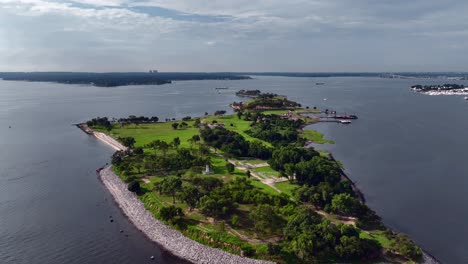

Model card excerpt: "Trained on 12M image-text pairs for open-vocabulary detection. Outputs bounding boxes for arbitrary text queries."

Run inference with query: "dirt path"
[316,210,357,226]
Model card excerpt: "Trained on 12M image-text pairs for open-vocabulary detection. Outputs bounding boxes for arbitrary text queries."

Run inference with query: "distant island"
[79,89,422,263]
[232,91,301,111]
[0,72,251,87]
[410,84,468,95]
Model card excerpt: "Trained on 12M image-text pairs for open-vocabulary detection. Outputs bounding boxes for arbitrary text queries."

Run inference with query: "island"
[410,84,468,95]
[0,72,251,87]
[231,91,301,111]
[79,92,422,263]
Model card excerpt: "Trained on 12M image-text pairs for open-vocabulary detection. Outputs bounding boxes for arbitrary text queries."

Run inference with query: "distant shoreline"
[0,72,251,87]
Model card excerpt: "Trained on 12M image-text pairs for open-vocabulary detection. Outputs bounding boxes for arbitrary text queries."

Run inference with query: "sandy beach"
[93,131,127,151]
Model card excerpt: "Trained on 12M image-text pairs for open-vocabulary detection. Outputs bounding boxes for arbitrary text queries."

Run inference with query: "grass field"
[360,230,392,248]
[302,129,334,144]
[252,166,281,178]
[243,159,267,165]
[250,179,280,196]
[106,121,199,149]
[274,181,297,197]
[202,115,272,147]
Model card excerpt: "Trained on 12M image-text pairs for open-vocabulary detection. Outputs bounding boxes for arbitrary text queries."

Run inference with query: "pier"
[318,118,353,124]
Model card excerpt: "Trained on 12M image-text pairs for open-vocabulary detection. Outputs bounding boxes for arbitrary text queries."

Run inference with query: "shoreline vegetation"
[80,90,425,263]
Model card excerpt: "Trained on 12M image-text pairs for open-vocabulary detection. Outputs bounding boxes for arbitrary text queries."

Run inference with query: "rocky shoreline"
[98,166,274,264]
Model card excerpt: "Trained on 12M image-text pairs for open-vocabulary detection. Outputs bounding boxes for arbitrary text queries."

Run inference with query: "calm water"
[0,76,467,263]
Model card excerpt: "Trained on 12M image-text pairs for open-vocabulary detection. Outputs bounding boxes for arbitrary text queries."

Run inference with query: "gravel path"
[99,166,274,264]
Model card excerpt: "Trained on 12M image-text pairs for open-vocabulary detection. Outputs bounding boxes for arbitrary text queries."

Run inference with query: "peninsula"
[80,92,422,263]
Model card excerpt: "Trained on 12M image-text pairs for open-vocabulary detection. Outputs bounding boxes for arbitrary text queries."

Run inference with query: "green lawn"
[359,230,392,248]
[250,179,280,196]
[205,154,245,180]
[302,129,334,144]
[243,159,267,165]
[259,109,291,115]
[275,181,298,197]
[252,166,281,178]
[106,121,199,149]
[203,115,271,147]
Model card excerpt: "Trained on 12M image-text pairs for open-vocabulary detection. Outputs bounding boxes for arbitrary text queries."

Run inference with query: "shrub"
[226,163,235,174]
[127,181,141,193]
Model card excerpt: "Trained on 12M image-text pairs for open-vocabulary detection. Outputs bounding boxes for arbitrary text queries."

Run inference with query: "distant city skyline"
[1,0,468,72]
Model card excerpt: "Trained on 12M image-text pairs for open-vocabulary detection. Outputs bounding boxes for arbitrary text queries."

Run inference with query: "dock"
[319,118,352,124]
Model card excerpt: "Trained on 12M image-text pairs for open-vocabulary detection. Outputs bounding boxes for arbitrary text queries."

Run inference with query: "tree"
[192,176,223,192]
[133,147,144,155]
[159,205,184,224]
[331,193,360,216]
[134,162,142,174]
[172,137,181,149]
[335,236,363,259]
[111,152,122,165]
[180,122,188,129]
[147,140,161,154]
[161,176,182,203]
[249,204,284,234]
[172,123,179,130]
[159,141,170,157]
[390,234,422,260]
[231,214,240,227]
[237,111,243,119]
[214,110,226,116]
[192,134,200,143]
[128,181,141,193]
[179,185,201,211]
[193,118,201,127]
[226,163,235,174]
[198,193,233,217]
[119,137,135,148]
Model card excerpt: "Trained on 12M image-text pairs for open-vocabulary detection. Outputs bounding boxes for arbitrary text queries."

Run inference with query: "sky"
[1,0,468,72]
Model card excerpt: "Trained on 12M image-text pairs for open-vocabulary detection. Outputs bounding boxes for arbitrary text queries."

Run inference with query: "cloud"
[1,0,468,71]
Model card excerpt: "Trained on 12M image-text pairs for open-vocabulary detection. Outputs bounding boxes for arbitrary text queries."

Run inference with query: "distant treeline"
[0,72,251,87]
[241,72,468,79]
[118,115,160,124]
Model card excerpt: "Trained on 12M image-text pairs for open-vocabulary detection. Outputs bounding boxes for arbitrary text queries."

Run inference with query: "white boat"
[339,120,351,124]
[464,97,468,100]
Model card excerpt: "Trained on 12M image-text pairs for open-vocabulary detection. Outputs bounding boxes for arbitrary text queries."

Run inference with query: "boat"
[464,97,468,100]
[339,120,352,124]
[316,83,325,85]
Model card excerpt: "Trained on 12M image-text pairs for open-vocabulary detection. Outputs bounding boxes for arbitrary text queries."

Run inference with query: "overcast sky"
[1,0,468,72]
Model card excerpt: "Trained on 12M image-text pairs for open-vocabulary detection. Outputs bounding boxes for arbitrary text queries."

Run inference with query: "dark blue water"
[1,76,467,263]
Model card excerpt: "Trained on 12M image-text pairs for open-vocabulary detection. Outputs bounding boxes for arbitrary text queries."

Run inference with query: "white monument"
[203,164,214,175]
